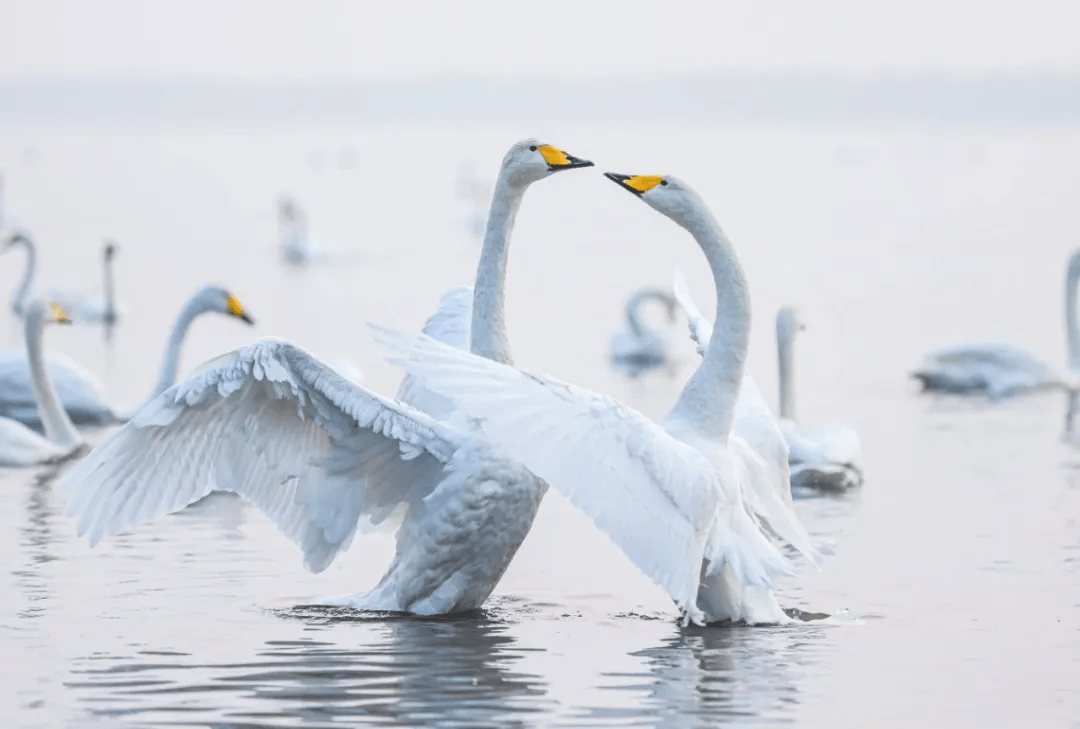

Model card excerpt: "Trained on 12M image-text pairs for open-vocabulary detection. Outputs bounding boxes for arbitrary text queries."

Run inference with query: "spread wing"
[60,337,461,573]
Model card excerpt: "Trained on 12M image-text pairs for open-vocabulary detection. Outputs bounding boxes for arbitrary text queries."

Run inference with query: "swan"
[673,279,862,493]
[384,171,817,625]
[278,196,314,265]
[0,284,255,428]
[609,288,680,378]
[59,140,594,615]
[0,301,85,467]
[3,232,119,326]
[912,249,1080,398]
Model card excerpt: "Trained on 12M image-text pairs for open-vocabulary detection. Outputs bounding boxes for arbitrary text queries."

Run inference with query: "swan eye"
[529,145,537,151]
[660,180,668,186]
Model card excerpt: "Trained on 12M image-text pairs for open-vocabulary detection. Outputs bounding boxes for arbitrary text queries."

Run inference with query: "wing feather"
[60,337,461,573]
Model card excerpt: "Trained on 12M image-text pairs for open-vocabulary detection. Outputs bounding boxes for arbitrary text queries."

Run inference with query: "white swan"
[385,172,816,625]
[609,288,680,378]
[60,140,594,615]
[0,301,84,467]
[3,232,120,326]
[912,250,1080,398]
[0,284,254,428]
[673,280,863,493]
[278,196,314,265]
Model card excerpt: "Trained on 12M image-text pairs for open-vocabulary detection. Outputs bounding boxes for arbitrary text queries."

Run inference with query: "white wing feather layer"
[382,329,798,620]
[60,337,460,573]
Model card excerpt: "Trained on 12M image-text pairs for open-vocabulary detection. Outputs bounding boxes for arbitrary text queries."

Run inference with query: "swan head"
[195,284,256,325]
[103,240,118,260]
[776,306,805,344]
[603,173,709,229]
[500,139,592,187]
[1067,249,1080,281]
[1,229,33,252]
[278,196,301,224]
[23,300,72,327]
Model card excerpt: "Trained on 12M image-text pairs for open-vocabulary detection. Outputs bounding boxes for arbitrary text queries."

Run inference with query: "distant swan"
[278,196,315,265]
[388,172,816,625]
[0,284,254,428]
[61,140,594,615]
[913,250,1080,398]
[0,301,84,467]
[609,288,679,378]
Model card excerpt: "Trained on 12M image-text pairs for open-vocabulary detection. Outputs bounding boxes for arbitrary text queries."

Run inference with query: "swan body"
[62,140,594,615]
[0,300,84,467]
[388,172,815,625]
[0,284,255,428]
[914,250,1080,398]
[609,288,679,378]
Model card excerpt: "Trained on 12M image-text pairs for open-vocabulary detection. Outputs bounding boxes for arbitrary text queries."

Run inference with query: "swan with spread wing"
[387,171,816,625]
[61,140,593,615]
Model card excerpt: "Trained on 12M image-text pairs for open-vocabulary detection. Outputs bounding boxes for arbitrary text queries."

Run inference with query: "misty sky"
[3,0,1079,80]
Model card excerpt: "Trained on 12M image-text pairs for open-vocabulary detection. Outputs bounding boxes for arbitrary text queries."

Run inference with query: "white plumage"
[387,172,816,625]
[61,139,594,615]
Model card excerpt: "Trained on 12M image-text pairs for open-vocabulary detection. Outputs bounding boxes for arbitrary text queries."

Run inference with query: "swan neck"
[151,295,204,398]
[1067,261,1080,370]
[12,237,36,315]
[103,251,116,320]
[25,307,80,451]
[777,318,796,421]
[668,209,750,441]
[470,171,527,364]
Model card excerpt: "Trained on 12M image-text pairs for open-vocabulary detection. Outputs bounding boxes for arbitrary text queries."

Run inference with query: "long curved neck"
[777,317,796,420]
[103,253,116,320]
[626,289,677,338]
[25,308,80,451]
[667,207,750,441]
[150,294,207,398]
[11,238,36,315]
[1067,260,1080,370]
[469,170,528,365]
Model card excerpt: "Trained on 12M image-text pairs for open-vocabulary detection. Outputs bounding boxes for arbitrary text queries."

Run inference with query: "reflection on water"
[65,605,552,728]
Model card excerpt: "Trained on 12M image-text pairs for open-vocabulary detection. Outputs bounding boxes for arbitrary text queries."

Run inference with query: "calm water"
[1,122,1079,728]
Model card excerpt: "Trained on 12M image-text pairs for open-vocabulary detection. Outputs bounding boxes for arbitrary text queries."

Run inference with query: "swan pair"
[0,284,255,430]
[673,280,862,493]
[63,141,814,625]
[913,249,1080,399]
[609,288,680,378]
[0,301,86,467]
[4,232,121,327]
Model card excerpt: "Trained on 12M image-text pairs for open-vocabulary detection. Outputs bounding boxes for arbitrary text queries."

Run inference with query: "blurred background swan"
[0,284,254,428]
[3,232,120,333]
[609,287,681,378]
[277,195,314,265]
[0,300,84,467]
[774,306,862,493]
[912,249,1080,398]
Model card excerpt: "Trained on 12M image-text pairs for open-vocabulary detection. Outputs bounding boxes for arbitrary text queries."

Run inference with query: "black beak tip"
[604,172,641,194]
[240,313,255,325]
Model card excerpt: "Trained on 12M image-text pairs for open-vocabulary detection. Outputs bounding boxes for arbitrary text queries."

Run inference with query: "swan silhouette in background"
[0,284,254,428]
[0,301,84,467]
[912,249,1080,398]
[278,196,314,265]
[609,287,680,378]
[387,171,816,625]
[3,233,120,329]
[673,278,862,492]
[774,307,862,492]
[61,140,594,615]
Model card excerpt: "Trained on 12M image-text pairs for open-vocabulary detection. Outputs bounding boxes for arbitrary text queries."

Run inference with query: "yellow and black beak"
[604,172,665,196]
[225,294,256,325]
[537,144,594,172]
